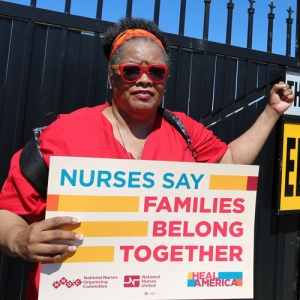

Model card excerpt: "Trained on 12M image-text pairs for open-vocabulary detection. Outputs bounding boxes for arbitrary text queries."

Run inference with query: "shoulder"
[161,109,206,132]
[55,103,109,123]
[41,103,110,136]
[162,109,227,163]
[38,103,111,160]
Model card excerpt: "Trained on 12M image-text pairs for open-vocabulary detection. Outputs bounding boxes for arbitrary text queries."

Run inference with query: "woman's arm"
[0,209,29,257]
[220,82,294,164]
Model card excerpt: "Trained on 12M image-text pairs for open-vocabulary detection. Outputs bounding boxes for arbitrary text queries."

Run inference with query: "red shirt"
[0,102,228,300]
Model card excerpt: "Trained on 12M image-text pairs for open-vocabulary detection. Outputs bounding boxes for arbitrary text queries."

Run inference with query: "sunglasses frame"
[110,63,168,83]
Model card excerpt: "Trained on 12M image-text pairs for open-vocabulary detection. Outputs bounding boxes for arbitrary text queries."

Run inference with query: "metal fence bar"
[64,0,71,14]
[30,0,36,8]
[226,0,234,45]
[126,0,133,18]
[153,0,161,25]
[297,0,300,57]
[203,0,211,40]
[247,0,255,49]
[286,6,294,57]
[296,258,300,299]
[267,1,275,53]
[96,0,104,20]
[178,0,186,35]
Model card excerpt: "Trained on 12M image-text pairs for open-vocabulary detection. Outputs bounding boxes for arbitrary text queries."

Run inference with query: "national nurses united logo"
[124,275,140,287]
[187,272,243,287]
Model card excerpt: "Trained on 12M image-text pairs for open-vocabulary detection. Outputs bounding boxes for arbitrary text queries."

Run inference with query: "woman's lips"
[133,90,153,99]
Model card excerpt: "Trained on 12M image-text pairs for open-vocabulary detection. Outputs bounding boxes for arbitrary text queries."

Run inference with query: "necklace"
[112,108,155,160]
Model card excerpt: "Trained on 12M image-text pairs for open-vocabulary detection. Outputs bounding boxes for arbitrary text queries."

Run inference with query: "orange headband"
[109,29,165,60]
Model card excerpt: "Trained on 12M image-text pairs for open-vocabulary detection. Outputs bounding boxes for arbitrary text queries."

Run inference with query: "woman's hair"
[102,17,170,64]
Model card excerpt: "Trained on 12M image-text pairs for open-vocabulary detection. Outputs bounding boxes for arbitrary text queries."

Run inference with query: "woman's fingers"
[29,228,83,244]
[26,243,77,262]
[34,216,80,232]
[24,216,81,243]
[15,216,83,262]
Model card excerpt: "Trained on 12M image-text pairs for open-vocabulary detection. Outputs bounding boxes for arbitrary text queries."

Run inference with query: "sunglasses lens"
[149,66,166,82]
[122,66,141,81]
[119,64,167,82]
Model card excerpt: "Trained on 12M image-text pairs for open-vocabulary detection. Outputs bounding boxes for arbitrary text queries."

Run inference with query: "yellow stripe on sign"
[210,175,247,190]
[56,246,114,263]
[57,195,140,212]
[280,122,300,210]
[61,221,149,237]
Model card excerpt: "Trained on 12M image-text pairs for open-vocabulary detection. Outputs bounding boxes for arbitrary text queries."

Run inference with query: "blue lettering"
[191,174,204,189]
[128,172,141,188]
[60,169,77,186]
[79,170,95,187]
[142,172,155,188]
[175,173,190,189]
[113,171,126,188]
[162,173,175,189]
[97,171,112,187]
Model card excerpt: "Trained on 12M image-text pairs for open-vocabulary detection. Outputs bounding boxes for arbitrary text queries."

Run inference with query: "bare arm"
[0,209,29,257]
[0,209,83,262]
[220,82,294,164]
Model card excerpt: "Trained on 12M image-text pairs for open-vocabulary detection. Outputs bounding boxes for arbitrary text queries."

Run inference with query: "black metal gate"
[0,1,300,299]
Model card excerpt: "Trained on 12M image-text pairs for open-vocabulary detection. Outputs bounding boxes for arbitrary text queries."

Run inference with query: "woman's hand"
[0,210,83,263]
[14,216,83,263]
[268,81,294,117]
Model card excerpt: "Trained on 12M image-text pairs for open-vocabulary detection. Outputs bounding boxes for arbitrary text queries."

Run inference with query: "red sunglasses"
[110,63,168,83]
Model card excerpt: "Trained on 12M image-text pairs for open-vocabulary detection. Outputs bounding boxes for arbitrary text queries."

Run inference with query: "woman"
[0,17,294,300]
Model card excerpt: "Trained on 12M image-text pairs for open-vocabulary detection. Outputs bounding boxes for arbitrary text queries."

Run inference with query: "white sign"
[286,70,300,116]
[39,157,259,300]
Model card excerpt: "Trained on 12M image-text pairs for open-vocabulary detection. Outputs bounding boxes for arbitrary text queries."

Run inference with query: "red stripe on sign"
[46,194,59,211]
[247,176,258,191]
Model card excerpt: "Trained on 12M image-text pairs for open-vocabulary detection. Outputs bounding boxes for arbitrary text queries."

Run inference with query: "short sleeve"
[172,112,228,163]
[0,150,46,224]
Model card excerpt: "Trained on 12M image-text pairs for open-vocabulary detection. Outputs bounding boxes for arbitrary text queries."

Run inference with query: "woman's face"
[109,39,167,119]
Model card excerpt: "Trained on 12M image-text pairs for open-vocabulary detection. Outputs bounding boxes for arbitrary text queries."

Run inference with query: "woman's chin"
[130,102,159,114]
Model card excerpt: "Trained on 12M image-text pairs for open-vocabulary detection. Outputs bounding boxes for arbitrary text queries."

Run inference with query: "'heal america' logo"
[187,272,243,287]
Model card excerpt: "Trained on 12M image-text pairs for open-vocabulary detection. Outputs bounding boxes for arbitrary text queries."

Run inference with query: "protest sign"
[39,157,259,300]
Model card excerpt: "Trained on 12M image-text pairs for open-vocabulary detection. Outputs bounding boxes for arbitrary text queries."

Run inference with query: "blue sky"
[3,0,298,56]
